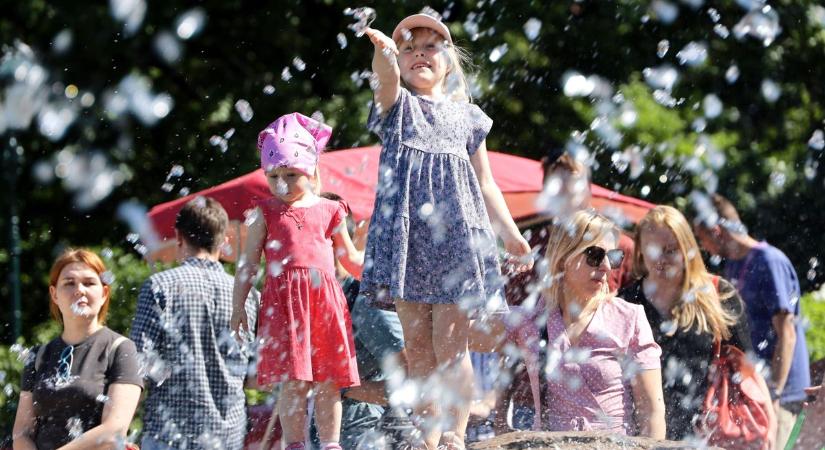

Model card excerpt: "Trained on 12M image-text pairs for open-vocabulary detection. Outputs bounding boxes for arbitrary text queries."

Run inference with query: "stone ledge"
[468,431,720,450]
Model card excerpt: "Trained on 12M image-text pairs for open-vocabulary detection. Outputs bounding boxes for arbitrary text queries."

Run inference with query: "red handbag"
[696,338,773,449]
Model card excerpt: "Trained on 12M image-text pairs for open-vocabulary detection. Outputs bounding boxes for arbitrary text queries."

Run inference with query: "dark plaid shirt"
[131,257,258,450]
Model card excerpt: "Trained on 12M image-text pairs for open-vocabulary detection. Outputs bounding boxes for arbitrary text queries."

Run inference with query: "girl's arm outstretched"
[231,207,266,335]
[363,27,400,115]
[332,225,364,280]
[470,140,532,271]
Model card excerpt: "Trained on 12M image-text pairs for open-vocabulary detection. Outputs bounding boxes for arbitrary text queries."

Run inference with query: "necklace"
[281,205,307,230]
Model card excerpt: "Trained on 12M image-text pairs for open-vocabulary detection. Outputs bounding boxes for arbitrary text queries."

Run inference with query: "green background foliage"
[2,0,825,441]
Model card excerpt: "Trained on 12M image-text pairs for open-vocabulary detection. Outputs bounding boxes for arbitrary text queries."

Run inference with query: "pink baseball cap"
[257,112,332,175]
[392,13,452,45]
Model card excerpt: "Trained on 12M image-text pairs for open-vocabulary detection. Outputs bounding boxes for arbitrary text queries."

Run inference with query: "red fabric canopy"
[147,146,653,258]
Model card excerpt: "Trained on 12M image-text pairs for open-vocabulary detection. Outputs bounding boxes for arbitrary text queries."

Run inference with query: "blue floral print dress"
[360,87,506,317]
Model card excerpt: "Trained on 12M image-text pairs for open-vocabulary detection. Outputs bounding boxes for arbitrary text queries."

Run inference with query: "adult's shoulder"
[602,296,646,321]
[760,243,794,265]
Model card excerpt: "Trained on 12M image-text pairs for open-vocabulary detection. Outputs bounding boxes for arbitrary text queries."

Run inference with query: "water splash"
[234,99,254,122]
[676,41,708,67]
[651,0,679,24]
[109,0,146,36]
[523,18,542,41]
[761,79,780,103]
[344,7,377,37]
[733,5,781,47]
[809,130,825,151]
[657,40,670,58]
[643,65,679,91]
[175,8,207,40]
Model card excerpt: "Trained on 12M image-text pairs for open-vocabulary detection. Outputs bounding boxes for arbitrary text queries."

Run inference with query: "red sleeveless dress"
[255,196,359,388]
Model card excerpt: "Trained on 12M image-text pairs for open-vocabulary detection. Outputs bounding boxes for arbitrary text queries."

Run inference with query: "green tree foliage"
[1,1,824,342]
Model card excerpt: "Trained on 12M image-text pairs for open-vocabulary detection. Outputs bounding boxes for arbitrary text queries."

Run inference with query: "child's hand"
[503,233,533,273]
[230,307,250,341]
[364,27,399,56]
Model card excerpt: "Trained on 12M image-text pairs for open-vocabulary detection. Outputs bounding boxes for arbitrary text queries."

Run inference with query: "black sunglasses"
[583,246,625,269]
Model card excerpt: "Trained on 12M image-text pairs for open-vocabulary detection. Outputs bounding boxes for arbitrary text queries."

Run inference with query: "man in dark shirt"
[694,193,810,449]
[131,197,259,450]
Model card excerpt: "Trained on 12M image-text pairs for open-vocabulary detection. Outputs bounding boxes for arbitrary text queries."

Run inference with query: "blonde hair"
[395,27,474,102]
[543,210,620,310]
[633,205,737,339]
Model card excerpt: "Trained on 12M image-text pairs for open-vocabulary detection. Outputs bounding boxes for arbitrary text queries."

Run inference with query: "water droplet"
[651,0,679,24]
[808,130,824,150]
[761,79,780,103]
[733,6,782,47]
[523,18,542,41]
[641,185,651,197]
[336,33,348,49]
[209,135,228,153]
[154,31,182,63]
[657,40,670,58]
[708,8,722,23]
[714,24,730,38]
[725,65,740,84]
[263,84,275,95]
[643,65,679,91]
[101,271,116,284]
[488,43,508,62]
[234,99,254,122]
[292,57,306,72]
[344,7,376,37]
[676,41,708,67]
[109,0,147,37]
[562,71,594,97]
[703,94,723,119]
[52,29,73,54]
[281,67,292,81]
[175,8,207,40]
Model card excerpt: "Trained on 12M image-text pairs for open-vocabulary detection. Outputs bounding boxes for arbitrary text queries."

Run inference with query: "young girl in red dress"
[231,112,363,450]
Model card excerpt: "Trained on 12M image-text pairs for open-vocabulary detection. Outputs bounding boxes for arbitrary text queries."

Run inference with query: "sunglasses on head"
[583,246,625,269]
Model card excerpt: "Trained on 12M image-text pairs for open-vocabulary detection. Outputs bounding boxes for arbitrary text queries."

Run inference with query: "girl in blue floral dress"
[361,12,531,449]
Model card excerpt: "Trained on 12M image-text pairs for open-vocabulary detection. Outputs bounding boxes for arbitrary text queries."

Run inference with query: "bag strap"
[110,336,126,365]
[709,275,723,358]
[111,336,127,353]
[34,344,48,373]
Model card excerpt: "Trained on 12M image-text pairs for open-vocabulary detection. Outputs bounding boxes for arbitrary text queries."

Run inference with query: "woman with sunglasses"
[13,249,143,450]
[513,210,665,437]
[618,206,757,441]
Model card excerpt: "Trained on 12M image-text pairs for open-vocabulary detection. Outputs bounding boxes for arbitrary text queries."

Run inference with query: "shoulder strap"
[106,335,128,376]
[112,336,127,353]
[34,344,48,372]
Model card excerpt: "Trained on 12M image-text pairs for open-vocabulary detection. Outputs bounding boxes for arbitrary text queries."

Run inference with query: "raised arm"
[363,27,400,115]
[470,140,531,270]
[231,207,266,335]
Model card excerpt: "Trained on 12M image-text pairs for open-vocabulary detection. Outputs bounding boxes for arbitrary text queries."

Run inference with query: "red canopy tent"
[146,146,653,262]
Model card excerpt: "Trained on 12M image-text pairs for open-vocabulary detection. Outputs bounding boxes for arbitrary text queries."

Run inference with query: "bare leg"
[433,304,474,447]
[279,380,312,445]
[313,381,343,444]
[395,300,440,449]
[468,316,507,353]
